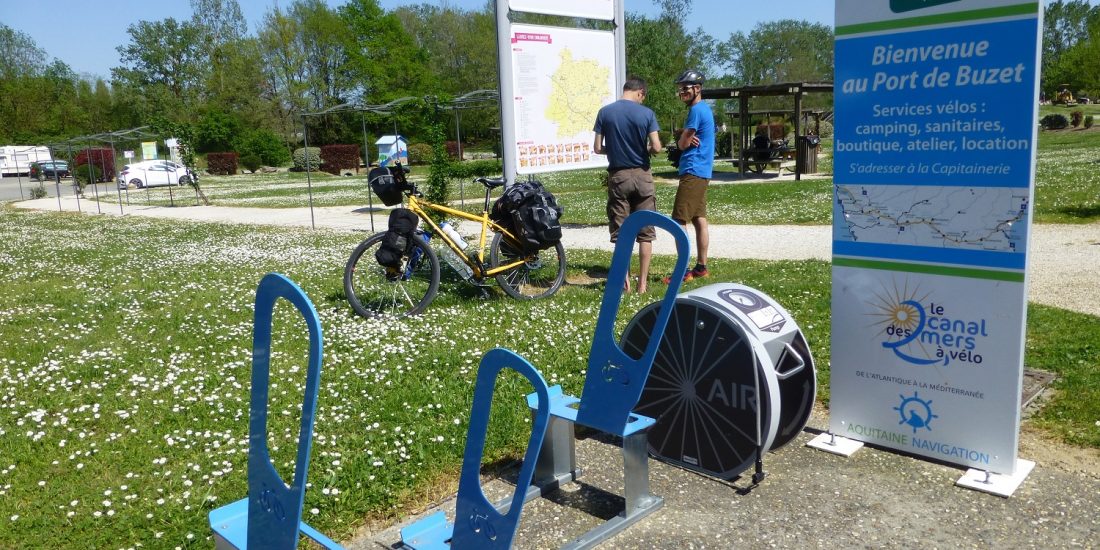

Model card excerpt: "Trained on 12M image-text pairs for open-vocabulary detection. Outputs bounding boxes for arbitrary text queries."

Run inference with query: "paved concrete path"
[14,196,1099,317]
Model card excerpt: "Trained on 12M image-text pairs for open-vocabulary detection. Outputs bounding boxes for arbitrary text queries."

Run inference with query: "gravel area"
[350,407,1100,549]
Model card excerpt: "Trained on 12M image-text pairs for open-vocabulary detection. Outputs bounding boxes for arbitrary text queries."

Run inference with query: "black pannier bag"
[512,191,563,251]
[369,166,404,206]
[375,208,419,269]
[489,180,563,251]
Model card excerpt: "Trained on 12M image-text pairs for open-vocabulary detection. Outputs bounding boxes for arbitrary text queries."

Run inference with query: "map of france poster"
[830,0,1042,474]
[508,24,617,174]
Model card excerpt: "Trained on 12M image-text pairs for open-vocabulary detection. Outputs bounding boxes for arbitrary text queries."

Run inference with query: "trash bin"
[797,134,821,173]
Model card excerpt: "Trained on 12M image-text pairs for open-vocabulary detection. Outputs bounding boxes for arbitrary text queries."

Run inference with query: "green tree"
[257,5,311,147]
[112,18,207,121]
[1042,0,1100,97]
[195,110,244,153]
[623,4,711,135]
[340,0,434,103]
[0,25,49,142]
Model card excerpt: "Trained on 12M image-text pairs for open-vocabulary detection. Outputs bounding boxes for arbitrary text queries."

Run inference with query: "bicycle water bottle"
[440,221,468,251]
[438,222,474,280]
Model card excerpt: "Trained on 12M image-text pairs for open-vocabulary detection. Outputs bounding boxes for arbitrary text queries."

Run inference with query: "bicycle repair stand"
[399,211,690,550]
[208,274,341,549]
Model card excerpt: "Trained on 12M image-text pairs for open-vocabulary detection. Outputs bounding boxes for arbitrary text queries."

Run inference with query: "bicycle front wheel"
[490,232,566,300]
[344,232,440,318]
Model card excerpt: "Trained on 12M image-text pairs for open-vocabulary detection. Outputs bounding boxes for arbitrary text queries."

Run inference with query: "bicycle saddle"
[475,177,506,189]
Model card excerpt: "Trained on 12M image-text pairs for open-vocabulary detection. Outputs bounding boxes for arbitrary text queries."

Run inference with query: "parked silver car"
[117,160,197,189]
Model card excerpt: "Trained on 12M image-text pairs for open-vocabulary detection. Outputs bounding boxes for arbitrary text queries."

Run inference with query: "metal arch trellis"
[297,90,499,231]
[47,126,177,214]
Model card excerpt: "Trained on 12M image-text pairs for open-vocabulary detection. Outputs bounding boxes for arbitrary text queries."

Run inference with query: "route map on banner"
[830,0,1041,474]
[508,24,617,175]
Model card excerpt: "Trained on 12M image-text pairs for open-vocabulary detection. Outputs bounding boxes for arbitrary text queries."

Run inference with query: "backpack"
[375,208,419,269]
[666,146,682,168]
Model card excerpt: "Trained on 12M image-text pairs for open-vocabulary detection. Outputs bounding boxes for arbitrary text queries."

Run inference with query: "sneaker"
[662,266,709,284]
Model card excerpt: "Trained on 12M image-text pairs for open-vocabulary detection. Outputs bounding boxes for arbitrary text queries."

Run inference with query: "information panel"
[509,0,614,20]
[508,24,617,175]
[830,0,1041,474]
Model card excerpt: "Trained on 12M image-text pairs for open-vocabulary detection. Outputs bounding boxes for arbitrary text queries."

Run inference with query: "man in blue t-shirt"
[666,68,714,284]
[593,76,662,293]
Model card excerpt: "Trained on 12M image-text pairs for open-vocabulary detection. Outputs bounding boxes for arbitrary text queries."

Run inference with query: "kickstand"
[751,446,767,485]
[477,286,492,300]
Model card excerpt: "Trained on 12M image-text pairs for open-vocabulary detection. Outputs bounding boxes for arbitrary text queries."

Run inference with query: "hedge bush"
[1040,113,1069,130]
[715,131,733,158]
[445,141,461,159]
[407,143,434,165]
[74,148,114,182]
[240,154,262,174]
[1070,110,1084,128]
[236,129,290,167]
[73,164,102,187]
[206,152,239,175]
[447,159,503,179]
[1085,115,1094,129]
[319,144,360,175]
[292,147,321,171]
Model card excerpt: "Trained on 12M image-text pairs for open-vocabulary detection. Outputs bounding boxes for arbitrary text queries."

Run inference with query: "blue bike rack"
[400,348,552,550]
[208,273,342,550]
[399,211,689,550]
[524,210,690,549]
[577,210,690,434]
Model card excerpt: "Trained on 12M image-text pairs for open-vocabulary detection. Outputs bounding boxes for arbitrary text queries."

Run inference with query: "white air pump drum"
[622,283,817,480]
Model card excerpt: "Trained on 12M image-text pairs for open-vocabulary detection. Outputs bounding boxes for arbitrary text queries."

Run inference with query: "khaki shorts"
[606,168,657,243]
[671,174,709,224]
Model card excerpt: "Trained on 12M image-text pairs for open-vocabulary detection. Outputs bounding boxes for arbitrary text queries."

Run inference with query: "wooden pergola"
[701,82,833,180]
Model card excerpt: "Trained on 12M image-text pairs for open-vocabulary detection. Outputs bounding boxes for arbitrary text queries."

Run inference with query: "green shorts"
[671,174,709,224]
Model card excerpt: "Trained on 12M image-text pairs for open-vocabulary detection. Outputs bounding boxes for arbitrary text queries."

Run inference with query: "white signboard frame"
[507,24,617,175]
[830,0,1042,474]
[509,0,614,21]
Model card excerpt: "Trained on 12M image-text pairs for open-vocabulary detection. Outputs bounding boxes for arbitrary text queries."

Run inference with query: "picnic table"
[737,140,794,174]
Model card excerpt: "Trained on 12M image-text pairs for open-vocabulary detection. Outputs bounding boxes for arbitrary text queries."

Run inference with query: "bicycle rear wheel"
[344,232,440,318]
[490,232,565,300]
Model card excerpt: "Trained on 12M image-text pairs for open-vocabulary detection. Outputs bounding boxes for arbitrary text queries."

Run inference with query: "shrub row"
[74,148,114,182]
[447,159,503,179]
[320,144,361,175]
[207,152,239,175]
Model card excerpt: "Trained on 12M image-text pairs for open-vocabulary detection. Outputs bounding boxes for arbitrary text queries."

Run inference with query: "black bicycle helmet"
[675,69,705,86]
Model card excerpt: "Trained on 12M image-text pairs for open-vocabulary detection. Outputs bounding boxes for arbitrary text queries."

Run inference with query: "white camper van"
[0,145,53,176]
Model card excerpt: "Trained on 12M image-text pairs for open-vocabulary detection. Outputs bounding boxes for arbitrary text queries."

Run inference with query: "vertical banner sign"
[831,0,1042,474]
[141,141,158,161]
[508,24,617,175]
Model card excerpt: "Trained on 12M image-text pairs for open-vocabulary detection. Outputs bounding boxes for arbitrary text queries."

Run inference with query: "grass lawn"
[0,207,1097,546]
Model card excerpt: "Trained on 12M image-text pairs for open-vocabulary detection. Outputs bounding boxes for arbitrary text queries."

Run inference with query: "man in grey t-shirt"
[593,76,663,293]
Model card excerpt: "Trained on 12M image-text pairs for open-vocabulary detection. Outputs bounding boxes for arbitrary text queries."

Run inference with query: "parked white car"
[117,160,197,189]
